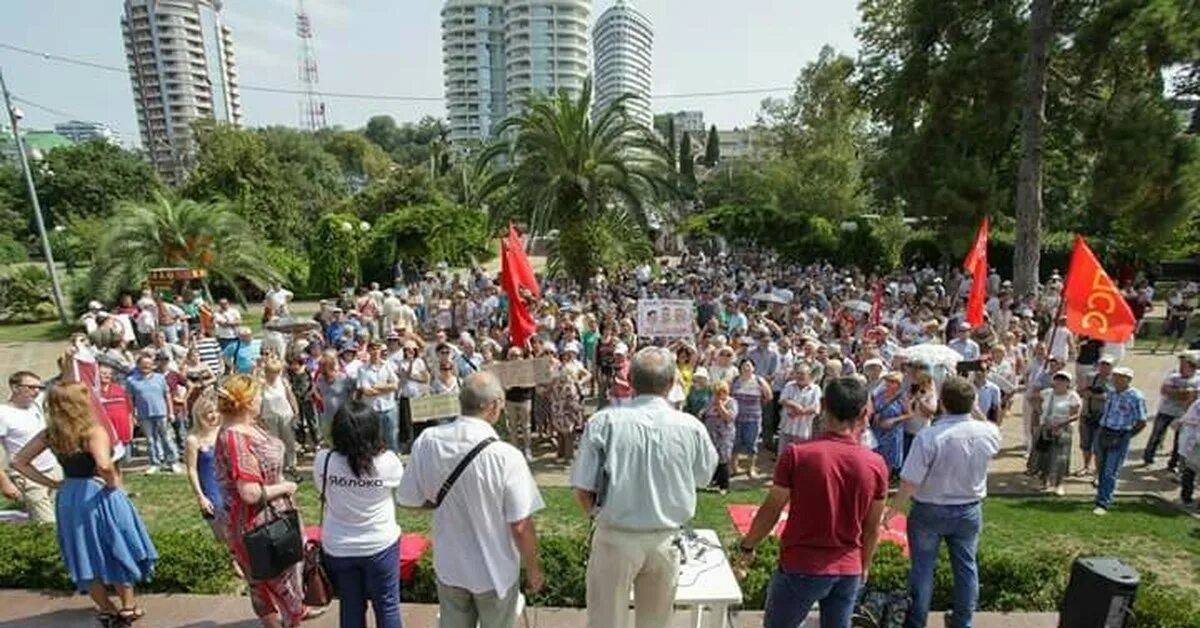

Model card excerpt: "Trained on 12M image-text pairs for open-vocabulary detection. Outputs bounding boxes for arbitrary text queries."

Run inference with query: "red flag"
[65,347,119,445]
[501,225,539,349]
[870,281,883,327]
[1063,235,1137,343]
[962,218,989,328]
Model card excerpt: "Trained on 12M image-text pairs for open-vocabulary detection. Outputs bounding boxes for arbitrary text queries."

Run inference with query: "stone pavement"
[0,590,1057,628]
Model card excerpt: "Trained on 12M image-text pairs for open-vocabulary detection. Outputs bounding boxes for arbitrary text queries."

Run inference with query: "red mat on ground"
[726,504,909,557]
[304,526,430,582]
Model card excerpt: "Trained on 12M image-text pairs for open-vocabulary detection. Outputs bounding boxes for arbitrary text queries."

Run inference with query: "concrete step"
[0,590,1059,628]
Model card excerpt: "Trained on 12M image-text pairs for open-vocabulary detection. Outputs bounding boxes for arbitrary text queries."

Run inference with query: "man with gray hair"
[397,372,544,628]
[570,347,719,628]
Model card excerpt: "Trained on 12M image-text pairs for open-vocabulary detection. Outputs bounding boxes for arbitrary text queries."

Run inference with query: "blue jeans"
[323,540,402,628]
[906,501,982,628]
[140,416,178,466]
[1096,428,1133,508]
[764,571,861,628]
[377,407,400,453]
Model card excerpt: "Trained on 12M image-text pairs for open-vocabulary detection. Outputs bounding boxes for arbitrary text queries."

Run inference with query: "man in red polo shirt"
[737,377,887,628]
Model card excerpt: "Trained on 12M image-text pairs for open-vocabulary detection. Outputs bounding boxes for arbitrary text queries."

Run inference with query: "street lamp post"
[0,66,70,326]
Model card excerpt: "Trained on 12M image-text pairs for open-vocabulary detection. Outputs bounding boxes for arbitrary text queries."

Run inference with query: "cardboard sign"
[637,299,694,338]
[487,357,553,388]
[408,394,461,423]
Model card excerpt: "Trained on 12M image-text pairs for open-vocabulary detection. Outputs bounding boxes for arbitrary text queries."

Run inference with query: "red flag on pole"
[500,224,539,349]
[1062,235,1137,343]
[65,347,119,446]
[962,217,989,328]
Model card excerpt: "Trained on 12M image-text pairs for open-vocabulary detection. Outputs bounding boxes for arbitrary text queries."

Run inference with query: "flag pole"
[1043,235,1079,361]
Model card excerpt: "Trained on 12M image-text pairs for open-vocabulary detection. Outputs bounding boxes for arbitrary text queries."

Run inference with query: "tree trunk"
[1014,0,1054,298]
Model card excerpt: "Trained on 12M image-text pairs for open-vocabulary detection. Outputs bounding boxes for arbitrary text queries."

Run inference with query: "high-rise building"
[121,0,241,183]
[442,0,508,145]
[53,121,121,146]
[592,0,653,127]
[441,0,592,147]
[504,0,592,110]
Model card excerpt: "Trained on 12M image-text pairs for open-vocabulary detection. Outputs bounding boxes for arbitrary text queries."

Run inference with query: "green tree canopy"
[704,125,721,167]
[481,79,675,284]
[87,194,280,303]
[39,140,164,223]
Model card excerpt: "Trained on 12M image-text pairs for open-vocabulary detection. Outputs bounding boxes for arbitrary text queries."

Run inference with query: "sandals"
[117,607,145,623]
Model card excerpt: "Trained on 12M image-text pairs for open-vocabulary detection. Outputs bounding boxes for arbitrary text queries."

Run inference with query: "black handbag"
[243,484,304,581]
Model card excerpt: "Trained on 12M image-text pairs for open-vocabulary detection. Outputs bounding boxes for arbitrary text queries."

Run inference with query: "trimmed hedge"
[1,524,1196,627]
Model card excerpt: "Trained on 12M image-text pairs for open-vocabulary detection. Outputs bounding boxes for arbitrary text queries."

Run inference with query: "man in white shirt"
[947,322,981,361]
[213,299,242,351]
[0,372,62,523]
[778,363,821,452]
[381,289,404,336]
[265,283,294,319]
[397,372,543,628]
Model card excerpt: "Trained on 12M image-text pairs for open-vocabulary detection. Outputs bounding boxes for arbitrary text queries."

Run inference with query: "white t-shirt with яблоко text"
[314,449,404,558]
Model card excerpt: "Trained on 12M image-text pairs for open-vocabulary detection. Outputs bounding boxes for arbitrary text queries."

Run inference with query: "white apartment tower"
[122,0,241,183]
[442,0,509,144]
[442,0,592,146]
[592,0,653,127]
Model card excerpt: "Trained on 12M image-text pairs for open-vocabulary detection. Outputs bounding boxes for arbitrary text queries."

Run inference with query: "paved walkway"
[0,590,1057,628]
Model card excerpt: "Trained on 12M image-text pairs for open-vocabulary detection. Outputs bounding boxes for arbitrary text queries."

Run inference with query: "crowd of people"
[0,250,1197,628]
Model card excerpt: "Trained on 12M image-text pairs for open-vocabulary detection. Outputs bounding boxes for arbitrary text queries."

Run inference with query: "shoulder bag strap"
[318,451,333,526]
[430,436,498,508]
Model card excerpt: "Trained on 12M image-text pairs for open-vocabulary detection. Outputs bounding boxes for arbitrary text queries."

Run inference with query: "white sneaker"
[1092,506,1107,516]
[1054,486,1066,496]
[170,463,184,474]
[143,466,159,475]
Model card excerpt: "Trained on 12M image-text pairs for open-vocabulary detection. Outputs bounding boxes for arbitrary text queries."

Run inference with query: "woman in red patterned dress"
[215,375,323,627]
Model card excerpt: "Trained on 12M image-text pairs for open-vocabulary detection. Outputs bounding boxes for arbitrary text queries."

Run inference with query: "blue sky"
[0,0,860,147]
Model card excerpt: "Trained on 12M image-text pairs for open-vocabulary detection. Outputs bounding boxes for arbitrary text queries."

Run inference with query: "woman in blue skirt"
[12,382,157,627]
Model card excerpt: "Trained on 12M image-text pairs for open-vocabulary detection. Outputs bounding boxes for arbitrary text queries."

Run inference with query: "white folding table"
[627,528,744,628]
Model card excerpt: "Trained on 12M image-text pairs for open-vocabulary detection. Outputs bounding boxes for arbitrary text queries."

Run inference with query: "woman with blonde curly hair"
[12,382,157,627]
[214,375,322,627]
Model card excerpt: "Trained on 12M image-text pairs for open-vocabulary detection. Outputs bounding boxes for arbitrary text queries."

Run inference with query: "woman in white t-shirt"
[315,401,404,628]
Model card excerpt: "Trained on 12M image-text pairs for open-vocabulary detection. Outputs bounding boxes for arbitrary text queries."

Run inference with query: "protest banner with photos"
[408,394,461,422]
[636,299,695,338]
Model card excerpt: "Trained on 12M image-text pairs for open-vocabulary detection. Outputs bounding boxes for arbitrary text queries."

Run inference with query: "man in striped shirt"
[193,327,225,378]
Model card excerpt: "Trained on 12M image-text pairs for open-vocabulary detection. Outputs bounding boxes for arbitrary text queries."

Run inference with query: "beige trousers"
[586,525,680,628]
[436,581,520,628]
[505,401,532,453]
[262,413,297,470]
[11,465,62,524]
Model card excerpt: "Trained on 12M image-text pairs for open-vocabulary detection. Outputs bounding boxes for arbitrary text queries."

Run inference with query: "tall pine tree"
[679,131,697,196]
[705,125,721,166]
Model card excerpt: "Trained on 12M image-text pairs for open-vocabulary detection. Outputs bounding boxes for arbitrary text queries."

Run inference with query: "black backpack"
[854,590,910,628]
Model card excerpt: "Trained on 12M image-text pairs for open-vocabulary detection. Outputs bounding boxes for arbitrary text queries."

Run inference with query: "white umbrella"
[752,292,789,305]
[842,299,872,314]
[898,343,962,370]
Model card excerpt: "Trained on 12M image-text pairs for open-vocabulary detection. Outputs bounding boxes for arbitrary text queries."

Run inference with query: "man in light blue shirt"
[1094,367,1148,514]
[947,322,980,361]
[890,376,1000,628]
[570,347,718,628]
[357,340,401,452]
[125,354,179,473]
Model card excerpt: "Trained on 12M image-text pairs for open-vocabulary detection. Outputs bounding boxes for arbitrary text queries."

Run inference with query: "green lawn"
[62,475,1196,594]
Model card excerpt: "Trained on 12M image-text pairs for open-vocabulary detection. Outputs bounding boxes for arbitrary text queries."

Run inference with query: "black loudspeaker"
[1059,557,1140,628]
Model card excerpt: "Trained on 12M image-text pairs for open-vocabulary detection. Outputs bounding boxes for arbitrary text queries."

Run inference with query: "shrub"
[0,523,1194,628]
[264,246,310,294]
[0,234,28,264]
[0,265,57,323]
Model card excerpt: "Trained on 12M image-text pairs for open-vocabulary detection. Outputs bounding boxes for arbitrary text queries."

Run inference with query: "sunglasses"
[15,383,45,391]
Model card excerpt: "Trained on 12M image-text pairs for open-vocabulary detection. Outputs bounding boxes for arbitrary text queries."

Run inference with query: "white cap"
[87,300,104,311]
[1098,355,1116,365]
[1113,366,1134,379]
[563,341,582,355]
[613,342,629,356]
[863,358,885,369]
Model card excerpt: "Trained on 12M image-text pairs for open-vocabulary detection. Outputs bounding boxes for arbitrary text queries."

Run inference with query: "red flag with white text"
[1062,235,1137,343]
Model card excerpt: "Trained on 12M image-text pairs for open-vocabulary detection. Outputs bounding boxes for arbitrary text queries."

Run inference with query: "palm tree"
[88,194,280,303]
[479,78,676,285]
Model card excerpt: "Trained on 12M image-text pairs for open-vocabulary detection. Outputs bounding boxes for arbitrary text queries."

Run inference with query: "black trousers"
[712,462,730,490]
